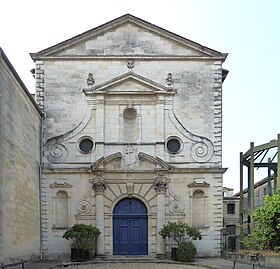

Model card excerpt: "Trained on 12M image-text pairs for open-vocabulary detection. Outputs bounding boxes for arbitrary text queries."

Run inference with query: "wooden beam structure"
[239,134,279,229]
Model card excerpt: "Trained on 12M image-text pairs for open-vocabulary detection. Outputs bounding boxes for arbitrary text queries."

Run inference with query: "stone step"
[95,255,159,263]
[62,256,179,267]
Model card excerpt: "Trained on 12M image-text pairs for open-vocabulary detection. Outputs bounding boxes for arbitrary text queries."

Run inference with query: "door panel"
[113,198,148,255]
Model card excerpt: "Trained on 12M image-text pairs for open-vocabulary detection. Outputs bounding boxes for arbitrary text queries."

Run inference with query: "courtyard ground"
[5,257,267,269]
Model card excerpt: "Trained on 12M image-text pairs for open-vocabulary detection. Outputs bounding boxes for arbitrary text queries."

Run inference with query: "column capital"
[92,179,106,194]
[154,177,169,193]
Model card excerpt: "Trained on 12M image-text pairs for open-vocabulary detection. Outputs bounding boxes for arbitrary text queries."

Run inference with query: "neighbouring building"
[0,48,42,262]
[222,187,240,252]
[222,174,277,252]
[23,14,228,259]
[234,175,276,209]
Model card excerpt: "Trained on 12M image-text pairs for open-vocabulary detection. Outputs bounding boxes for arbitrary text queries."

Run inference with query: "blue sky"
[1,0,279,192]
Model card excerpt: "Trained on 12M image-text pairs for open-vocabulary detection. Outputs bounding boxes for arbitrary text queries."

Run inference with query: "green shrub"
[177,241,197,262]
[63,224,101,250]
[242,191,280,252]
[241,231,267,251]
[159,220,202,262]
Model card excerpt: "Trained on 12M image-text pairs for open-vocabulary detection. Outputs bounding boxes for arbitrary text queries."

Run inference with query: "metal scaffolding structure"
[239,134,280,227]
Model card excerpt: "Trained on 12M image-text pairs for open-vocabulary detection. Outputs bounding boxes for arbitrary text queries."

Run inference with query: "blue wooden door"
[113,198,148,255]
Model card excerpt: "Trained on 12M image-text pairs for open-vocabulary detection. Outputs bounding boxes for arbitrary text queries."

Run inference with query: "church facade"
[31,14,228,258]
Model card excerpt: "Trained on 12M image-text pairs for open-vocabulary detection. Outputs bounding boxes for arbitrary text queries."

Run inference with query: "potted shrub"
[159,220,202,262]
[63,223,101,261]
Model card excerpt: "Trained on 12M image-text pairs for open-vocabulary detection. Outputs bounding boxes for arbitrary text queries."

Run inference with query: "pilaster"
[154,176,168,258]
[92,178,106,255]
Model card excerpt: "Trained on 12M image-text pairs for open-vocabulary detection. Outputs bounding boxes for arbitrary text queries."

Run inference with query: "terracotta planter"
[71,248,89,262]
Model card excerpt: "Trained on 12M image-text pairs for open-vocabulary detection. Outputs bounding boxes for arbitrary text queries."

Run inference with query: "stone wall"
[0,49,41,263]
[224,252,280,269]
[42,169,223,257]
[40,59,221,156]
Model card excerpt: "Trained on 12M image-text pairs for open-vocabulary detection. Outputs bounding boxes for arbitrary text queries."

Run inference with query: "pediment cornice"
[83,71,176,95]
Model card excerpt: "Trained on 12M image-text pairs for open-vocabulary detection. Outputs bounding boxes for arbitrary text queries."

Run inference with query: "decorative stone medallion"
[169,200,184,213]
[76,200,91,214]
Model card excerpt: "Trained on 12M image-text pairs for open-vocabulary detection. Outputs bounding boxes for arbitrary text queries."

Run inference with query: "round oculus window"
[79,138,94,153]
[123,107,137,119]
[166,138,181,154]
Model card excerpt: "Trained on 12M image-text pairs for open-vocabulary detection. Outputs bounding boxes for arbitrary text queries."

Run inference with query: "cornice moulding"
[30,54,226,61]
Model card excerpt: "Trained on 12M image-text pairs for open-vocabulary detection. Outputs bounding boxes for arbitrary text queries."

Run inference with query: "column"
[154,177,168,258]
[92,179,106,256]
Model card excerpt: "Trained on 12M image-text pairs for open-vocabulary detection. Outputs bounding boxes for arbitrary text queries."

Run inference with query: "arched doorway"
[113,198,148,255]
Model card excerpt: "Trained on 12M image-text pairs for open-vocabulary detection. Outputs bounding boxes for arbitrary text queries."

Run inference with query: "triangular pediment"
[31,14,227,59]
[83,71,174,95]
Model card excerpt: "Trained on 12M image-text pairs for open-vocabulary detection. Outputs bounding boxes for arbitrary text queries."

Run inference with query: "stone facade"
[0,48,42,262]
[31,14,228,258]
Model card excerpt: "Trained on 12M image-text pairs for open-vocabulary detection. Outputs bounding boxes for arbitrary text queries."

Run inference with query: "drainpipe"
[39,111,46,260]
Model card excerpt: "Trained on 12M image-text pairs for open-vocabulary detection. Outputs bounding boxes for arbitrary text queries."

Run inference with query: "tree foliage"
[243,190,280,251]
[159,220,202,244]
[63,224,101,250]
